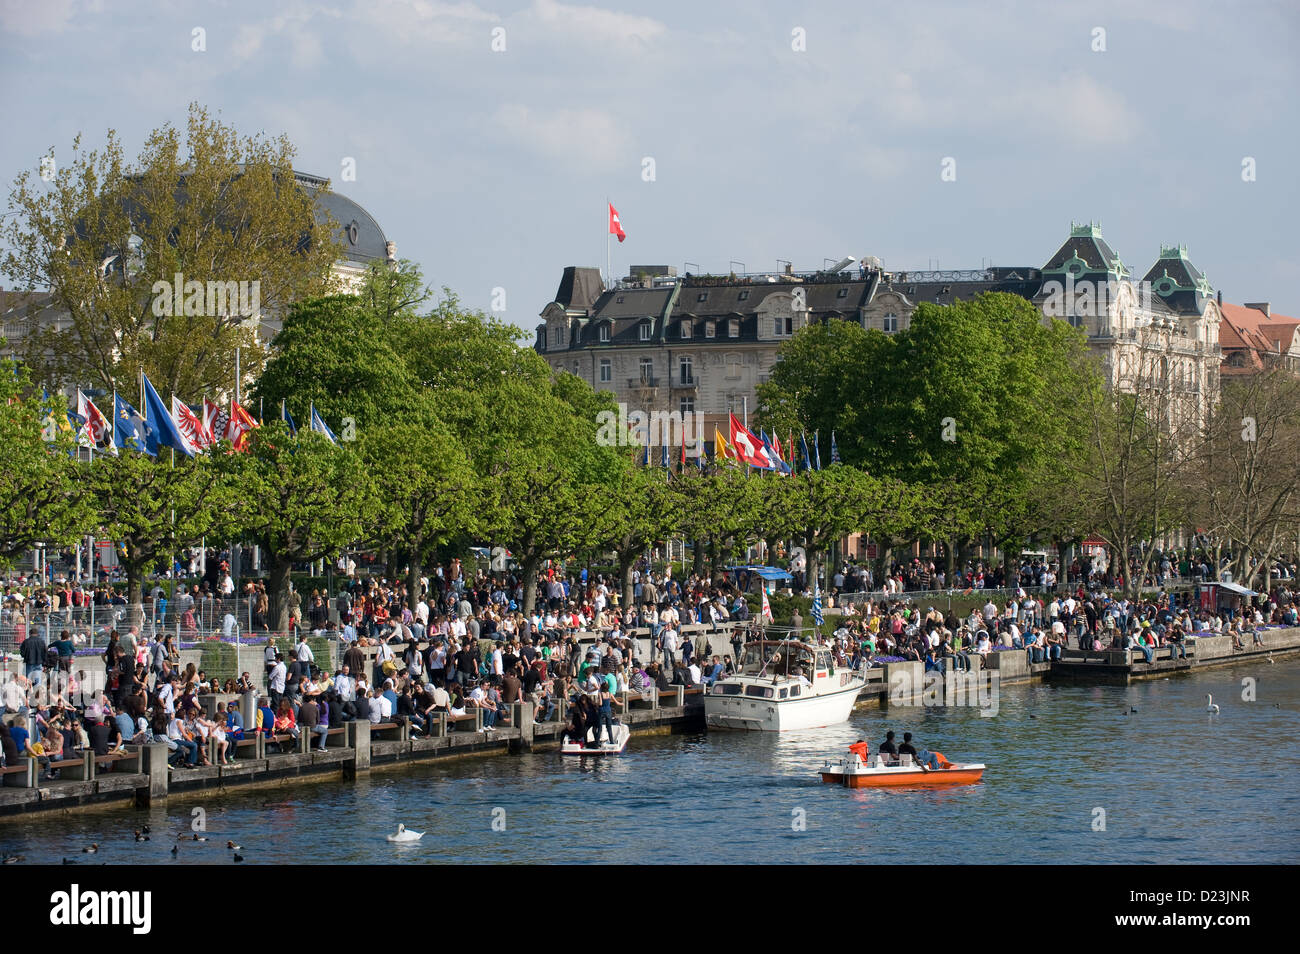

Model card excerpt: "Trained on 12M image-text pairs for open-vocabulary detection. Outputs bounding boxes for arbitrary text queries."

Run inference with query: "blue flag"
[309,404,337,445]
[281,401,297,436]
[831,430,841,465]
[760,431,790,475]
[800,432,812,472]
[142,374,193,457]
[114,392,156,455]
[812,579,824,627]
[660,443,669,469]
[814,431,822,471]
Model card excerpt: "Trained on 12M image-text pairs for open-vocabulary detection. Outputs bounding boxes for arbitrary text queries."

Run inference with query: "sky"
[2,0,1298,333]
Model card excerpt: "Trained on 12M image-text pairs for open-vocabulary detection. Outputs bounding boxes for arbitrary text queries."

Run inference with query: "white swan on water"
[387,824,424,843]
[1206,694,1220,714]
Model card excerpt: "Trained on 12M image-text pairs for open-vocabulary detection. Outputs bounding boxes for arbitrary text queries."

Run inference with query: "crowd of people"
[3,550,1298,776]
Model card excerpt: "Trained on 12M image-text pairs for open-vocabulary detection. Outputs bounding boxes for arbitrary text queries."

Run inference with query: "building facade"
[536,223,1227,440]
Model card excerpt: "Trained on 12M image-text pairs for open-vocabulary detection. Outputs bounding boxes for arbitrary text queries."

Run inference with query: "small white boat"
[386,824,424,843]
[705,638,866,732]
[561,722,630,755]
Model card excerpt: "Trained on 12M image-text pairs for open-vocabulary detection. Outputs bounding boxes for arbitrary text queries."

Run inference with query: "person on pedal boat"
[878,730,899,763]
[899,732,942,770]
[848,739,870,766]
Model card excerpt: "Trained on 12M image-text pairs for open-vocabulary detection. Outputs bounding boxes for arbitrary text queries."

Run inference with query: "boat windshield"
[739,641,818,677]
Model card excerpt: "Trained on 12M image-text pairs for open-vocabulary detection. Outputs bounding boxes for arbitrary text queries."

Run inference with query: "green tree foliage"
[2,103,341,398]
[0,359,92,566]
[219,423,380,632]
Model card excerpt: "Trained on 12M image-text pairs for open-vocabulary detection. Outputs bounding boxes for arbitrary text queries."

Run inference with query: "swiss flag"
[608,202,626,243]
[728,413,772,468]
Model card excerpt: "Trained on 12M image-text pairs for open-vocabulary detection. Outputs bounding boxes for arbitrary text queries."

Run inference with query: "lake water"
[5,658,1298,864]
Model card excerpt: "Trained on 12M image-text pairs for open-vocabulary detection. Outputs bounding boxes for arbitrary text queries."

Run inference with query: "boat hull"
[561,723,630,755]
[705,677,864,732]
[820,763,985,788]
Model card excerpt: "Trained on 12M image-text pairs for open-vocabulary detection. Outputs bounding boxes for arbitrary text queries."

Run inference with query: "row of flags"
[45,374,340,457]
[713,414,839,473]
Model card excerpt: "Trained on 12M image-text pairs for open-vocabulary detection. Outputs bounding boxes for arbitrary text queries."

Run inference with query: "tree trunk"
[618,549,636,609]
[521,553,541,617]
[407,550,422,611]
[945,538,957,585]
[692,536,705,579]
[268,556,293,634]
[385,549,399,583]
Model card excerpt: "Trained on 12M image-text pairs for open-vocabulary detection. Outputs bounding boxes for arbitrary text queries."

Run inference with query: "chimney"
[1216,290,1222,306]
[385,241,397,263]
[784,263,793,276]
[1244,302,1271,318]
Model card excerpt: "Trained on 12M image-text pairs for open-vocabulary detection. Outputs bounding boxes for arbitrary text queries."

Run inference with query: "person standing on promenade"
[268,654,287,710]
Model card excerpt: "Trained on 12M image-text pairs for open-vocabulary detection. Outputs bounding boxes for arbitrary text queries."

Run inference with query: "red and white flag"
[201,398,224,446]
[76,389,113,452]
[608,202,626,243]
[728,413,772,468]
[227,400,259,452]
[761,588,773,622]
[170,397,205,454]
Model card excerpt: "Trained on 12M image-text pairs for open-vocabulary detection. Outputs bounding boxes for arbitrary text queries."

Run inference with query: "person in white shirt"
[335,668,356,702]
[295,637,314,667]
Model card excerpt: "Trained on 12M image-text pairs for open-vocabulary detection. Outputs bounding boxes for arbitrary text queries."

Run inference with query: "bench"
[444,709,483,733]
[617,687,657,712]
[94,747,144,775]
[657,686,685,707]
[51,750,95,781]
[267,731,308,755]
[370,721,410,742]
[1,758,37,787]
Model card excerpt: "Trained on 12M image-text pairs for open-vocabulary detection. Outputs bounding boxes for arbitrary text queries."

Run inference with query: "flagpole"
[234,346,241,405]
[605,196,611,288]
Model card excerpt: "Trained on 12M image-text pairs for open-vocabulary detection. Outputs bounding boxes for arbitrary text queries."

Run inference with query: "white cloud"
[528,0,666,49]
[1004,72,1141,147]
[492,103,628,170]
[0,0,78,36]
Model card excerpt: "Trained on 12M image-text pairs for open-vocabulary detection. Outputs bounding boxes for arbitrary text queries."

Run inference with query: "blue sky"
[2,0,1297,330]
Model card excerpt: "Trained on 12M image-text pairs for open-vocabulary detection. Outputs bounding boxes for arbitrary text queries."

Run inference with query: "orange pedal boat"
[819,747,985,788]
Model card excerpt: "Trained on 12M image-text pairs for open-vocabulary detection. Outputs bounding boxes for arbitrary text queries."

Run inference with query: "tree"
[0,360,93,567]
[597,459,677,606]
[252,293,417,431]
[2,102,341,398]
[1190,369,1300,589]
[93,451,225,613]
[220,423,380,632]
[357,399,479,610]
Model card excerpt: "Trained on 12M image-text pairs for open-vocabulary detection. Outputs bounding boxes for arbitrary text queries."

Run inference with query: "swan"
[387,824,424,843]
[1206,694,1220,714]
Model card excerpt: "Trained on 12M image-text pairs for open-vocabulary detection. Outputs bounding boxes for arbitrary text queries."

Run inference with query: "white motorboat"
[704,638,866,731]
[561,722,630,755]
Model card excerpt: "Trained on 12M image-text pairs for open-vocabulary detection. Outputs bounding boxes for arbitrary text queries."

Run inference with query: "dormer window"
[680,320,692,339]
[616,295,625,303]
[539,328,547,350]
[697,292,708,303]
[738,290,750,302]
[599,323,611,342]
[705,321,715,338]
[638,321,652,342]
[728,319,740,338]
[837,288,849,298]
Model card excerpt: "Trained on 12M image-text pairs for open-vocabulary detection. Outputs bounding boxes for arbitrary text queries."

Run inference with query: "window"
[728,319,740,338]
[725,355,742,379]
[774,316,792,336]
[678,356,693,384]
[539,328,547,350]
[882,313,899,333]
[789,685,801,697]
[738,290,750,302]
[697,292,708,303]
[639,321,652,342]
[615,295,625,303]
[837,287,849,298]
[779,688,788,699]
[1068,314,1085,329]
[639,358,654,382]
[744,685,775,698]
[680,320,692,339]
[599,323,611,342]
[705,321,715,338]
[599,359,611,383]
[679,397,694,414]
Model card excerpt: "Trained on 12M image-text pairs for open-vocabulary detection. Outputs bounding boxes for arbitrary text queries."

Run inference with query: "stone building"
[536,223,1226,440]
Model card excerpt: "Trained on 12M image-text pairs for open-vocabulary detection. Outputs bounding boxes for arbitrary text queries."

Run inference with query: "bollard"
[137,742,170,805]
